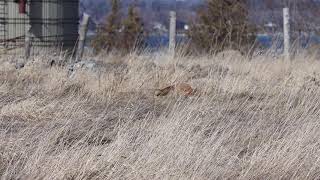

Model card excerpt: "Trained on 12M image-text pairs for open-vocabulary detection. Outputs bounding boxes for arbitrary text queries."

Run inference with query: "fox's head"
[154,86,174,97]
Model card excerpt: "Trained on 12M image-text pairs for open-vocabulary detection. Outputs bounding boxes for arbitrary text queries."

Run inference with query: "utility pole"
[283,7,290,61]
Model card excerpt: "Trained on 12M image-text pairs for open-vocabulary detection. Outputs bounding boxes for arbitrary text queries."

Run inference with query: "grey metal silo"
[0,0,79,49]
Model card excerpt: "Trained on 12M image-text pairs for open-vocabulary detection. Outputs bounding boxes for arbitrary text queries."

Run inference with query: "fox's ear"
[154,89,161,96]
[193,88,197,93]
[194,89,198,95]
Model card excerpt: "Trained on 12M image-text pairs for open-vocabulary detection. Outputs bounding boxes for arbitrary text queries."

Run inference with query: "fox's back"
[155,83,195,97]
[175,83,195,96]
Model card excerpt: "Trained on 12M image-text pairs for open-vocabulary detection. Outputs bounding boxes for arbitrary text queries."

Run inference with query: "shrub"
[188,0,257,54]
[92,0,121,53]
[120,4,144,53]
[92,0,144,54]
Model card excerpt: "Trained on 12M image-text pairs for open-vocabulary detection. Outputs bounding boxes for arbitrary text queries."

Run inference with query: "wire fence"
[1,0,320,52]
[0,0,79,48]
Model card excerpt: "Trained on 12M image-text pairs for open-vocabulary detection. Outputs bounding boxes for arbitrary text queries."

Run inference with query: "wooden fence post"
[24,24,31,60]
[169,11,176,56]
[283,7,290,61]
[76,13,90,62]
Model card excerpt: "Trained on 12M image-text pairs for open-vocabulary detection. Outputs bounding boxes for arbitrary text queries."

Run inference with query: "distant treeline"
[90,0,256,55]
[88,0,320,54]
[80,0,203,32]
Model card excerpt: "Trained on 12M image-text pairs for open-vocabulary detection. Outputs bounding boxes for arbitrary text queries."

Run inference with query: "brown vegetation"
[91,0,144,54]
[1,50,320,179]
[188,0,257,54]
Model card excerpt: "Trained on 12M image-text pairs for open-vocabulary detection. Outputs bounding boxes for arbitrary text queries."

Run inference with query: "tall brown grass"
[1,50,320,179]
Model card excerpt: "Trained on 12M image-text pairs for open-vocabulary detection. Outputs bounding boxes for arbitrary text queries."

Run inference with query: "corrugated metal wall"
[0,0,79,48]
[0,0,28,47]
[8,1,27,41]
[0,1,6,45]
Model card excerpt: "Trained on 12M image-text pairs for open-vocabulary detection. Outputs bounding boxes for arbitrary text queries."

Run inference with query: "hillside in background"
[80,0,203,32]
[80,0,320,51]
[80,0,320,35]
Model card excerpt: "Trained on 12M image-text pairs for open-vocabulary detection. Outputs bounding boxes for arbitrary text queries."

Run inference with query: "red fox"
[155,83,196,97]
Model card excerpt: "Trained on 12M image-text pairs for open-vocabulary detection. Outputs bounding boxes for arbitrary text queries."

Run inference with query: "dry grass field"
[1,50,320,179]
